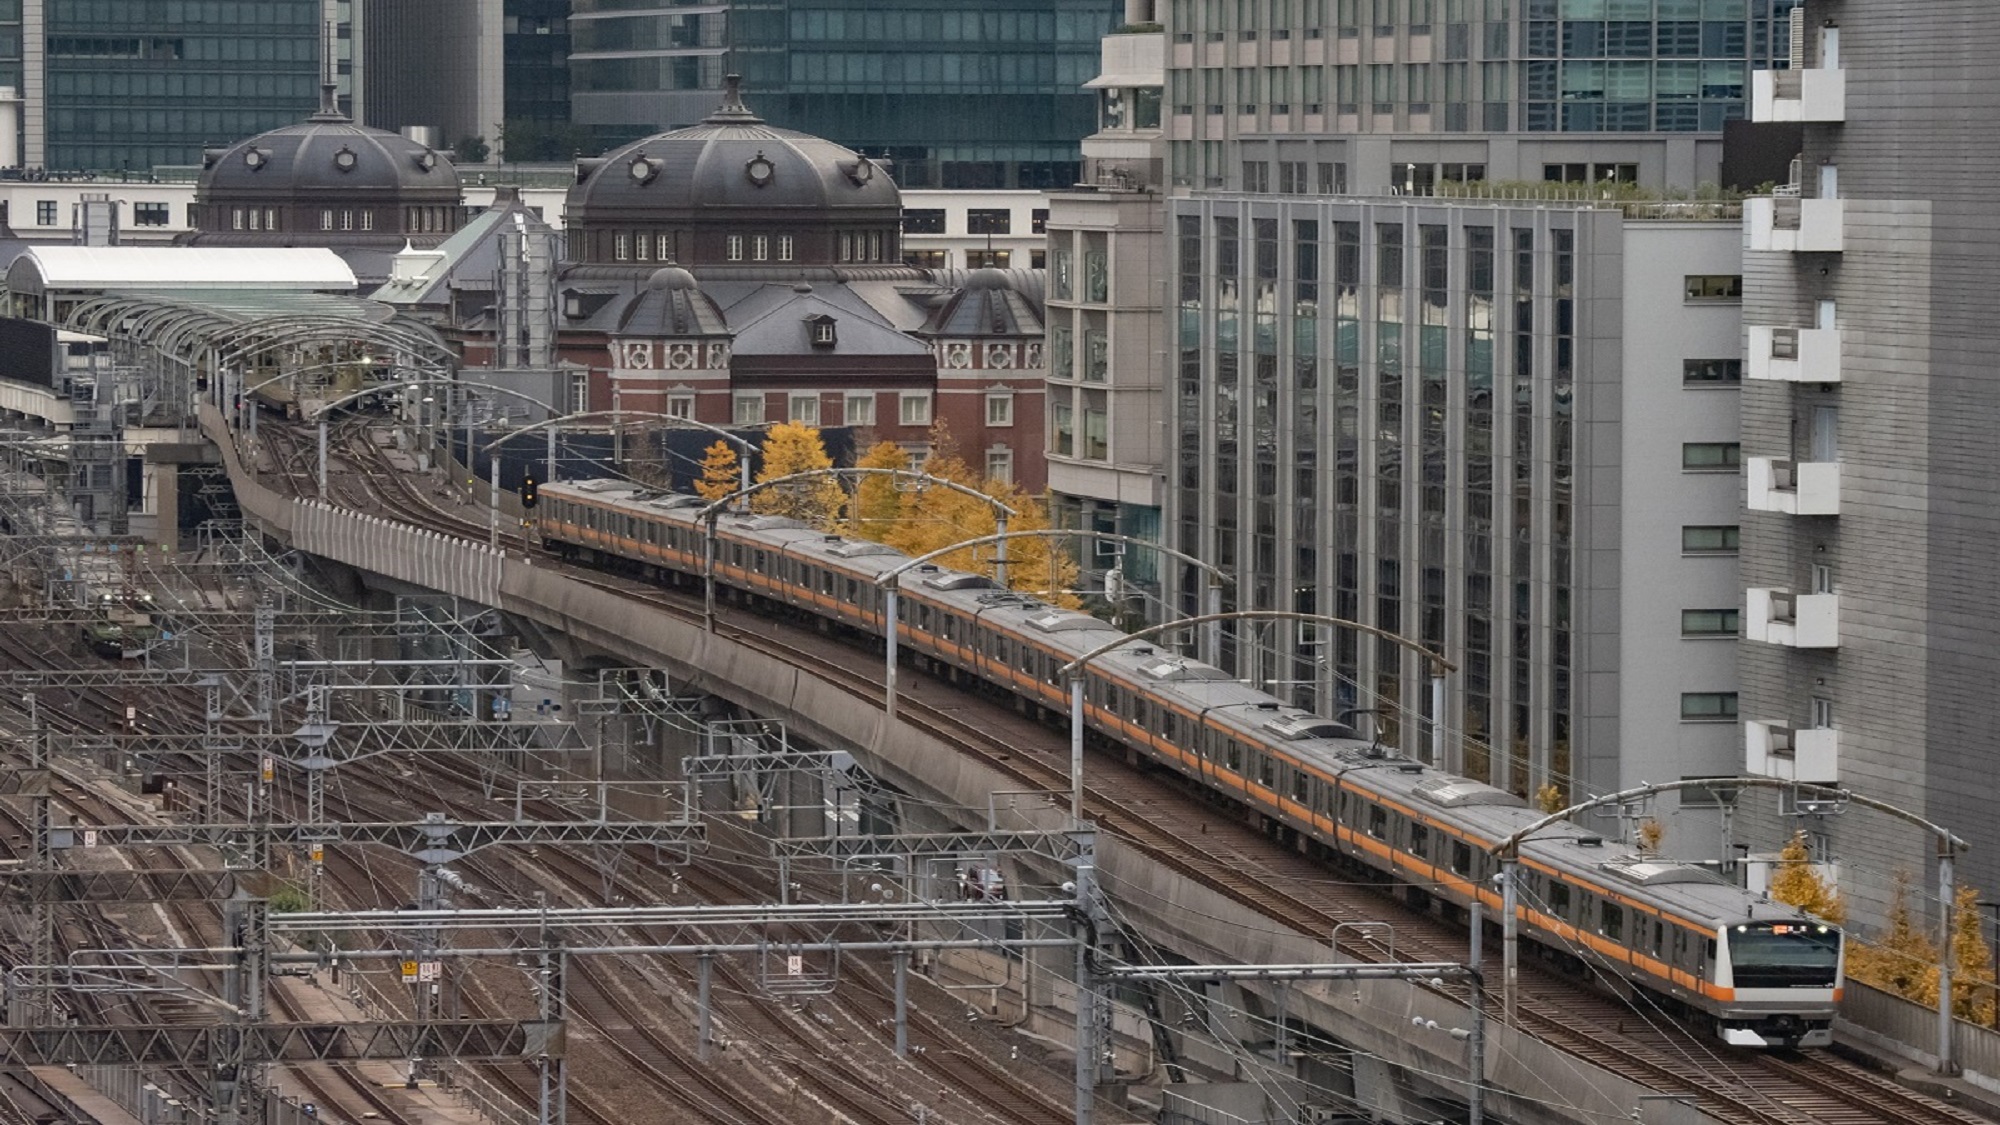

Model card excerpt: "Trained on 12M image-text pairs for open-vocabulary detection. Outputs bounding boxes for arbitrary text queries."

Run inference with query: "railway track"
[26,417,1994,1125]
[464,503,1984,1125]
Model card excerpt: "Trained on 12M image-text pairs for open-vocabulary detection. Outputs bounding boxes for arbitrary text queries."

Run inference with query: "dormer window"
[562,289,586,319]
[807,314,837,348]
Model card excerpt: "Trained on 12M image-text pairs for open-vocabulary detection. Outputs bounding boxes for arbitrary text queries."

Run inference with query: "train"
[536,477,1844,1049]
[80,600,160,660]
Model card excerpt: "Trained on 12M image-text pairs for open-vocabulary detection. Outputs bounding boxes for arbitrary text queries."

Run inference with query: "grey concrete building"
[1165,195,1746,814]
[1736,0,2000,921]
[1046,23,1172,604]
[1166,0,1802,194]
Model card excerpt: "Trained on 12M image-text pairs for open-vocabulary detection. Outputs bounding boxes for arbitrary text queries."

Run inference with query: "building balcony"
[1747,457,1840,515]
[1751,68,1846,123]
[1746,720,1840,784]
[1746,588,1840,648]
[1746,196,1845,253]
[1747,325,1841,383]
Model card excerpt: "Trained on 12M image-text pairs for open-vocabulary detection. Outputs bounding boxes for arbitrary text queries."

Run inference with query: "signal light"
[520,475,539,509]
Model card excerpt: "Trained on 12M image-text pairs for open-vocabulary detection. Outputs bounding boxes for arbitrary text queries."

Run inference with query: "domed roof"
[647,266,699,291]
[613,277,730,338]
[568,77,900,222]
[921,269,1045,338]
[196,85,461,201]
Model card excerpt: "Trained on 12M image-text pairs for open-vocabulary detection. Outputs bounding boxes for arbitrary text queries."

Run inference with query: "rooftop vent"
[1575,836,1605,848]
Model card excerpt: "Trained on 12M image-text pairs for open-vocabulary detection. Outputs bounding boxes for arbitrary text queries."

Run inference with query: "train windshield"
[1729,922,1840,988]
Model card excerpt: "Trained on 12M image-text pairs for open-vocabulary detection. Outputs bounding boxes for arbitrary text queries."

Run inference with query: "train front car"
[1713,910,1843,1048]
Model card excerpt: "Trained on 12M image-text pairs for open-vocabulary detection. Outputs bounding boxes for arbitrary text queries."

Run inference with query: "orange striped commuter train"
[539,478,1843,1049]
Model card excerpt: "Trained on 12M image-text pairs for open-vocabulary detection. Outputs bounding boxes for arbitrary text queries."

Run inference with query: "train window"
[1292,769,1309,802]
[753,550,768,572]
[820,570,834,595]
[1548,881,1572,918]
[1258,753,1275,787]
[1703,938,1716,965]
[1409,823,1430,859]
[1602,904,1624,942]
[1367,804,1387,839]
[1451,841,1472,875]
[1653,920,1665,955]
[1225,741,1243,771]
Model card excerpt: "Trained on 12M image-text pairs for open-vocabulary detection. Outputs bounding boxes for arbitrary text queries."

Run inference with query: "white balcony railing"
[1747,457,1840,515]
[1751,68,1847,123]
[1747,325,1841,383]
[1747,196,1845,253]
[1746,587,1840,648]
[1746,719,1840,783]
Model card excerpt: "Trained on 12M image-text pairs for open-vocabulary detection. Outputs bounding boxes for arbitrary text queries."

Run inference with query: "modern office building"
[1044,22,1171,602]
[4,0,322,172]
[1735,0,2000,919]
[1040,0,1825,823]
[570,0,1122,189]
[348,0,573,158]
[1165,194,1743,812]
[1167,0,1802,194]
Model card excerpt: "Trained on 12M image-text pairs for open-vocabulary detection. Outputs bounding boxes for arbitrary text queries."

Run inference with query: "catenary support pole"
[1430,668,1446,768]
[894,949,910,1057]
[1940,848,1958,1075]
[1069,674,1086,828]
[702,517,718,631]
[546,425,557,487]
[316,417,328,497]
[884,586,900,720]
[1469,899,1485,1125]
[993,513,1008,590]
[1501,860,1518,1024]
[697,952,714,1062]
[489,453,501,551]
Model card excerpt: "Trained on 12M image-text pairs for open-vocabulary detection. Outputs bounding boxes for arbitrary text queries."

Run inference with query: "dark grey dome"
[922,271,1045,338]
[198,95,460,200]
[647,266,699,291]
[564,77,903,269]
[185,83,466,251]
[613,279,730,338]
[570,82,899,220]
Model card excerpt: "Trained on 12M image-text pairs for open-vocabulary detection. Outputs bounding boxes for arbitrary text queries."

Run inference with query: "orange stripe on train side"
[570,512,1762,1005]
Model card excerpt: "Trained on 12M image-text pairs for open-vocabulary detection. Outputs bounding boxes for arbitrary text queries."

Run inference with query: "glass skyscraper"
[570,0,1121,189]
[40,0,319,172]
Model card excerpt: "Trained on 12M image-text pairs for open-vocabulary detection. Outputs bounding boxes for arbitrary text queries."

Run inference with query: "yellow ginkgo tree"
[750,420,845,526]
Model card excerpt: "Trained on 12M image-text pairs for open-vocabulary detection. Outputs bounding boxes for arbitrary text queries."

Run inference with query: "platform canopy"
[6,246,357,298]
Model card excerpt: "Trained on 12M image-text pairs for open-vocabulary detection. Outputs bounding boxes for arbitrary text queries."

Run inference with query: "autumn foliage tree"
[751,420,845,525]
[848,422,1079,607]
[1768,830,1845,924]
[1834,871,1996,1021]
[849,440,909,535]
[1847,872,1940,1004]
[694,440,739,503]
[1947,885,1997,1024]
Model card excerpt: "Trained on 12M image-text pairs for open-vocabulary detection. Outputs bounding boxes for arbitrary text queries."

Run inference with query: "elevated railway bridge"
[1,291,1991,1125]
